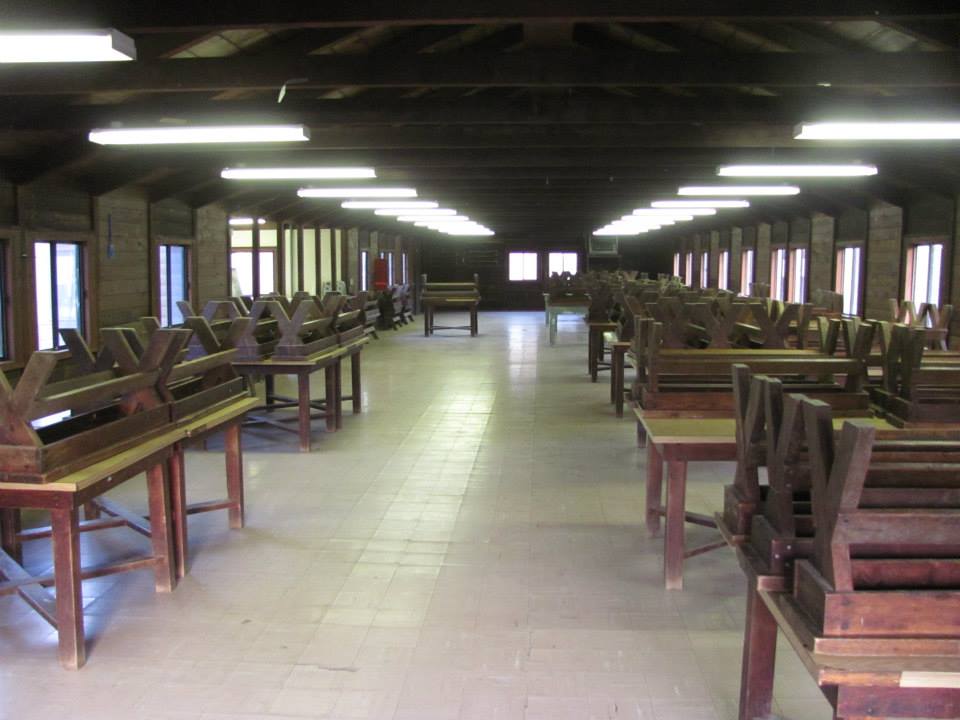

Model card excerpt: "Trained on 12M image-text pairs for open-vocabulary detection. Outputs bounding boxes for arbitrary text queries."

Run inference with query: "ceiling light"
[89,125,310,145]
[652,200,750,209]
[375,208,457,217]
[795,122,960,140]
[443,228,495,236]
[678,185,800,196]
[631,211,696,221]
[341,201,438,210]
[412,217,471,225]
[717,164,877,177]
[229,217,266,226]
[0,30,136,62]
[222,167,375,180]
[298,187,417,198]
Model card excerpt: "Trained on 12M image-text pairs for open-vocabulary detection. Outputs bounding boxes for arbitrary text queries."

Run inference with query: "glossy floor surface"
[0,312,831,720]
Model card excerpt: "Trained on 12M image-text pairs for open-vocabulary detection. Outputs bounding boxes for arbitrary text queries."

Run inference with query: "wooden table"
[543,294,589,346]
[587,321,618,381]
[233,346,349,452]
[641,416,738,590]
[423,300,479,336]
[167,397,259,579]
[0,429,184,669]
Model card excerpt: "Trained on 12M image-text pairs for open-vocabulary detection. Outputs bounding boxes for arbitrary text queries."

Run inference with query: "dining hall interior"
[1,3,960,719]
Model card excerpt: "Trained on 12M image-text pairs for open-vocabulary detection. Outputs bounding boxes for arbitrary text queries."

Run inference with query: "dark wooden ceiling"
[2,2,960,242]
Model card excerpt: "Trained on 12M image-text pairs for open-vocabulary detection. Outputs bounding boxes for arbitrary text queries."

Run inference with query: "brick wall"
[809,213,835,295]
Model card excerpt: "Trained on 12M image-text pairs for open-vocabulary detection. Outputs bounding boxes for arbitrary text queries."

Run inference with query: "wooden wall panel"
[195,204,228,305]
[730,227,743,293]
[755,223,771,287]
[96,188,150,328]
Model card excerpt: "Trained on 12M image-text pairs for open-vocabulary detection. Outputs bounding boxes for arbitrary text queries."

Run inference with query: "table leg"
[646,442,664,537]
[549,313,557,346]
[168,447,188,580]
[225,423,245,529]
[424,307,430,337]
[146,463,176,593]
[1,508,22,564]
[351,353,362,414]
[589,328,598,381]
[471,307,478,336]
[264,375,275,406]
[610,348,618,403]
[335,360,344,429]
[324,364,337,433]
[51,507,85,670]
[298,371,312,451]
[664,458,688,590]
[615,349,625,418]
[738,582,778,720]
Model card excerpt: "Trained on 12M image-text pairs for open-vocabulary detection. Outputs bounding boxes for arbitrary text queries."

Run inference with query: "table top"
[0,428,185,495]
[232,346,348,371]
[639,413,897,445]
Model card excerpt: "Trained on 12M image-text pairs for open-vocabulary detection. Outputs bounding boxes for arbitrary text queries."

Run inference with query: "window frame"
[673,252,681,278]
[718,249,730,291]
[230,248,277,297]
[834,243,864,317]
[360,249,370,292]
[787,246,808,303]
[699,250,709,289]
[547,251,579,277]
[740,248,755,296]
[508,251,539,282]
[684,252,694,285]
[33,238,88,351]
[770,246,788,301]
[904,238,946,310]
[402,252,409,284]
[157,243,191,327]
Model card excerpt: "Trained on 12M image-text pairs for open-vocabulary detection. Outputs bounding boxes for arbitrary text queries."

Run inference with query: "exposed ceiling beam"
[9,2,959,31]
[2,50,959,95]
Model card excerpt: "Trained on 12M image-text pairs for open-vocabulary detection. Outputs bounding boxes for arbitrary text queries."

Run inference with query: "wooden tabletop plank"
[639,414,897,444]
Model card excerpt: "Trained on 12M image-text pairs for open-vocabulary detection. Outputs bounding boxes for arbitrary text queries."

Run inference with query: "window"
[788,247,807,303]
[158,245,189,327]
[718,250,730,291]
[700,251,709,288]
[230,251,275,296]
[402,253,409,284]
[684,253,693,285]
[386,252,395,284]
[508,252,538,281]
[770,247,787,301]
[360,250,369,292]
[34,241,84,350]
[548,252,578,276]
[905,242,944,309]
[835,246,862,316]
[673,252,681,278]
[740,248,754,296]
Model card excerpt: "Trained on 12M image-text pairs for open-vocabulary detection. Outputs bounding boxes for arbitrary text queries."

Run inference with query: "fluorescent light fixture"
[375,208,457,217]
[678,185,800,196]
[229,217,266,226]
[0,29,136,63]
[652,200,750,209]
[630,211,695,221]
[594,228,650,236]
[89,125,310,145]
[222,167,375,180]
[795,122,960,140]
[298,187,417,198]
[718,164,877,177]
[341,200,438,210]
[634,208,716,217]
[411,216,470,224]
[443,228,494,236]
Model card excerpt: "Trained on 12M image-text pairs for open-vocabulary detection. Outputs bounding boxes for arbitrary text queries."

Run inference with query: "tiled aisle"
[0,312,832,720]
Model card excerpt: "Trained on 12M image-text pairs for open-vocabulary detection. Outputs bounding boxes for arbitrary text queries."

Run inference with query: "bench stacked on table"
[0,324,255,668]
[890,298,953,351]
[420,273,480,336]
[630,316,872,444]
[543,272,591,346]
[377,284,415,330]
[184,294,370,452]
[717,367,960,720]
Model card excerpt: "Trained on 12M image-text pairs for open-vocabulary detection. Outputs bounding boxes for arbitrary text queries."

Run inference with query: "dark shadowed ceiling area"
[2,2,960,243]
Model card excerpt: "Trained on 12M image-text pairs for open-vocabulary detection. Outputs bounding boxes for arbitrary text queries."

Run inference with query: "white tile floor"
[0,311,834,720]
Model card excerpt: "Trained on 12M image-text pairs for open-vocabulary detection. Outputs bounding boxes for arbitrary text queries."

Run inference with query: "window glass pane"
[911,245,930,307]
[740,249,754,295]
[259,251,275,294]
[170,246,187,325]
[548,252,578,276]
[929,244,943,306]
[673,253,680,277]
[34,242,54,350]
[509,252,538,281]
[402,253,409,284]
[387,252,394,284]
[231,252,253,296]
[700,251,709,287]
[159,246,170,326]
[55,244,81,338]
[718,251,729,290]
[360,251,369,291]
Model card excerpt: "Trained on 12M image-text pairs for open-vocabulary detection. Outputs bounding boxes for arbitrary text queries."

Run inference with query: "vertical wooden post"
[664,457,687,590]
[146,462,176,593]
[225,423,245,528]
[351,353,362,414]
[314,222,323,295]
[296,225,305,293]
[168,447,188,580]
[330,228,338,288]
[738,583,778,720]
[297,370,312,452]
